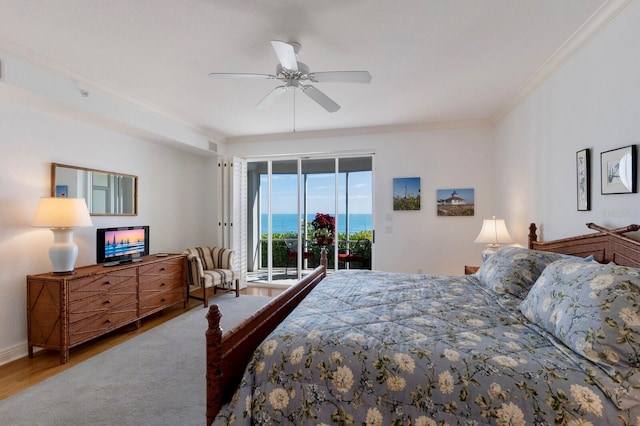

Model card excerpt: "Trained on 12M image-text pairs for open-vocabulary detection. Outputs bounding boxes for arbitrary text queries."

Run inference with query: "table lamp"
[474,216,513,261]
[32,197,93,274]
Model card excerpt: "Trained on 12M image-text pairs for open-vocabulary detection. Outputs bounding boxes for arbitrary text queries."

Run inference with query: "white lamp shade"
[32,198,92,273]
[32,198,92,228]
[474,216,513,247]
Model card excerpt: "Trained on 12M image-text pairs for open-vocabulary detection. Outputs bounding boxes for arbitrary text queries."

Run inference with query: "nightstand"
[464,265,479,275]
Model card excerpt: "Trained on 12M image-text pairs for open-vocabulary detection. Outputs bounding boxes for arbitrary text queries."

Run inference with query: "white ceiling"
[0,0,614,140]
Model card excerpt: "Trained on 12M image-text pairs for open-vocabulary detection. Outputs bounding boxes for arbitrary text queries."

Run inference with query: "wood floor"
[0,285,281,401]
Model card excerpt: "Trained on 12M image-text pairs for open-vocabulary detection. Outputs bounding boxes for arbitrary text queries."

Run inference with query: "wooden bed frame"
[529,222,640,267]
[205,263,327,424]
[205,223,640,425]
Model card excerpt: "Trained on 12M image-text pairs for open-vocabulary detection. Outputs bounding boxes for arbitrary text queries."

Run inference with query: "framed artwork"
[393,177,420,210]
[576,149,590,211]
[55,185,68,198]
[436,188,474,216]
[601,145,637,194]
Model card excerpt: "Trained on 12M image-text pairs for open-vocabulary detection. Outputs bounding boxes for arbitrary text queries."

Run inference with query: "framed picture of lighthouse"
[393,177,421,210]
[436,188,475,216]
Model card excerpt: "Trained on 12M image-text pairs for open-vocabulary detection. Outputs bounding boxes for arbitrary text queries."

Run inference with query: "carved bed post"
[206,305,223,426]
[528,223,538,249]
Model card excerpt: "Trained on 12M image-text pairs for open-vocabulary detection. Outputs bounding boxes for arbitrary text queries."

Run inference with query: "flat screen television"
[96,226,150,265]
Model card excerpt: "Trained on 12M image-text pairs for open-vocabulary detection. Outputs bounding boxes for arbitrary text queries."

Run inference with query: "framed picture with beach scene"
[436,188,474,216]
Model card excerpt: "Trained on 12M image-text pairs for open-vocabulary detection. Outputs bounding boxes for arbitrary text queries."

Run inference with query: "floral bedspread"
[214,270,640,425]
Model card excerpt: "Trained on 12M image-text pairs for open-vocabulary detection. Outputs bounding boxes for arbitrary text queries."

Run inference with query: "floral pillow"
[520,259,640,409]
[475,247,569,298]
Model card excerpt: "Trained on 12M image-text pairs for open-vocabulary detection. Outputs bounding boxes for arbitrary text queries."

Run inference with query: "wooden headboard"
[529,222,640,268]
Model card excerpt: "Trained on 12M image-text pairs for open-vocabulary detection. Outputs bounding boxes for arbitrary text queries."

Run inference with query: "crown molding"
[225,119,492,144]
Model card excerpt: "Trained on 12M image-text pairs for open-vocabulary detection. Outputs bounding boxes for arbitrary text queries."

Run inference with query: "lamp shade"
[32,198,92,228]
[32,198,92,274]
[474,216,513,247]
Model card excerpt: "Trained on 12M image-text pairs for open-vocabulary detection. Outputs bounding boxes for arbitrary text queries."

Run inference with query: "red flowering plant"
[310,213,335,242]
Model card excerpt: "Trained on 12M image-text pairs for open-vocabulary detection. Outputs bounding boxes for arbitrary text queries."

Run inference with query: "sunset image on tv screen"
[104,229,146,258]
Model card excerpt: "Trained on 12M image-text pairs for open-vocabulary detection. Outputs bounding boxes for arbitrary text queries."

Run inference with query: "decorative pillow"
[475,247,569,298]
[520,259,640,409]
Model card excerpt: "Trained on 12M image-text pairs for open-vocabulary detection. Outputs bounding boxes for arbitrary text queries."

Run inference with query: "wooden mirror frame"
[51,163,138,216]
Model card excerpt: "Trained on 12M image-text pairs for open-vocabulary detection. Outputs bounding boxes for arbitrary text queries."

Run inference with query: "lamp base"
[481,245,500,262]
[49,228,79,274]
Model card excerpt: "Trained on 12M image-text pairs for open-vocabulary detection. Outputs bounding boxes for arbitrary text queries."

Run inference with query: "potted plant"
[310,213,335,245]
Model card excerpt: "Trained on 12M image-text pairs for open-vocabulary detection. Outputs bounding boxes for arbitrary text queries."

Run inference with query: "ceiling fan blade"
[308,71,372,84]
[271,40,298,72]
[301,85,340,113]
[256,85,287,109]
[208,72,277,79]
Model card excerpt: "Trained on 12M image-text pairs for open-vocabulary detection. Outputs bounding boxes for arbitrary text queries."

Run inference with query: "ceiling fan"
[208,40,372,113]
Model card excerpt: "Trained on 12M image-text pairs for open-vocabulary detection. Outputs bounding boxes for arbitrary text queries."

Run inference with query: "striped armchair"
[183,246,240,307]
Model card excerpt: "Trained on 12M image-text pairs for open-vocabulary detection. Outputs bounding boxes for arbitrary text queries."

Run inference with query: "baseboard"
[0,341,29,367]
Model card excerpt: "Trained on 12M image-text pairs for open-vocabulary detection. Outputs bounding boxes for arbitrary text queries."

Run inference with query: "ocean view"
[262,213,372,235]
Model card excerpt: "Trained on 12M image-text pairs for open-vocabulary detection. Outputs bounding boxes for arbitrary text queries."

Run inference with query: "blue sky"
[261,171,372,214]
[393,177,420,198]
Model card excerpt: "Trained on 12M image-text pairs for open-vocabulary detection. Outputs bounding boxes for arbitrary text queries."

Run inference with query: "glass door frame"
[246,152,374,284]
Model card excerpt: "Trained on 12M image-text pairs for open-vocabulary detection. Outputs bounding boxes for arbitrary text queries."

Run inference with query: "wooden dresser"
[27,254,186,364]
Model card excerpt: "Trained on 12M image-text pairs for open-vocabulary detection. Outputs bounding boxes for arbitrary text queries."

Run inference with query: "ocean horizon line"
[262,213,372,234]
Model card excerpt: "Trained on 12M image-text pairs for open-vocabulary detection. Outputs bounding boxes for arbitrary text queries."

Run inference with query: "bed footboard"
[206,264,327,425]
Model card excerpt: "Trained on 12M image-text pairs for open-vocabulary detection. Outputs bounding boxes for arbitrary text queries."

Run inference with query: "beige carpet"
[0,294,272,426]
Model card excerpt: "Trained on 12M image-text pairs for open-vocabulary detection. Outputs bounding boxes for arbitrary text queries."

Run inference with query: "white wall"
[6,0,636,368]
[227,123,495,275]
[0,100,217,365]
[494,1,640,243]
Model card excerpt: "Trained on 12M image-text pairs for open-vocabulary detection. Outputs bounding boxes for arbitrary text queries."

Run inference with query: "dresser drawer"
[139,273,182,295]
[139,287,184,316]
[139,258,183,278]
[69,283,138,323]
[68,271,137,303]
[69,301,138,345]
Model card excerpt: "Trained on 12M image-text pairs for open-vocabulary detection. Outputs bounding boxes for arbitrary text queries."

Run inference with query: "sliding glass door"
[246,155,373,284]
[338,158,373,270]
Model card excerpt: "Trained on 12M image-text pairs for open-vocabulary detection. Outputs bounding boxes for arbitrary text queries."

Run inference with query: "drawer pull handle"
[105,319,112,324]
[103,281,111,285]
[161,298,166,302]
[160,267,166,271]
[160,282,166,287]
[104,299,112,304]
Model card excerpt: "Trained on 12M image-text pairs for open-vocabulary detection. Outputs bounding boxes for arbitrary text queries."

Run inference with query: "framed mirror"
[51,163,138,216]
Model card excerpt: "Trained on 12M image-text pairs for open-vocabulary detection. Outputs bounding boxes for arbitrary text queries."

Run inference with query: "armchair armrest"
[184,252,205,287]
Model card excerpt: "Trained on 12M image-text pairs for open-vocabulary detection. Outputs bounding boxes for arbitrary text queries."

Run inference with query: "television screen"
[97,226,149,265]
